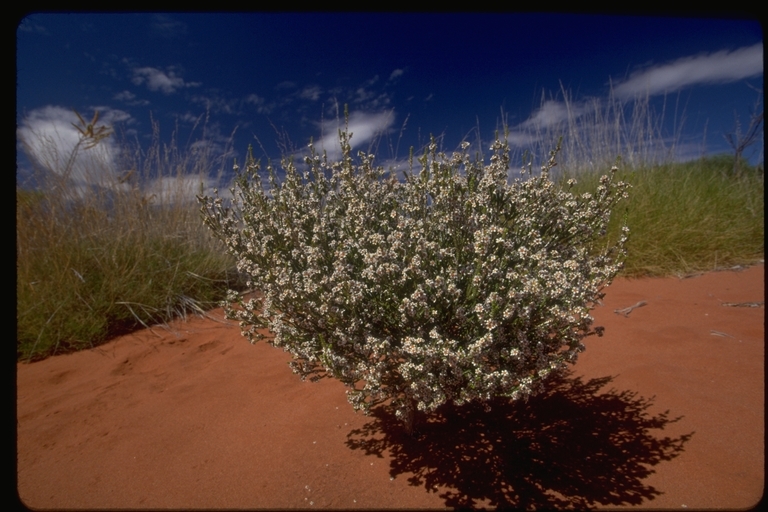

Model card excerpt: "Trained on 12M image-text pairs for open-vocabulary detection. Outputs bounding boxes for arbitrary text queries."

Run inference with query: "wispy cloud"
[517,100,585,130]
[276,75,395,115]
[613,43,763,99]
[150,14,188,39]
[113,90,150,106]
[299,85,322,101]
[505,99,587,148]
[18,16,49,34]
[245,93,272,114]
[354,87,376,103]
[190,90,276,116]
[245,93,264,105]
[348,77,394,111]
[313,110,396,160]
[276,81,297,90]
[505,132,541,148]
[352,75,388,106]
[507,44,763,151]
[132,66,201,94]
[389,69,404,81]
[190,92,238,114]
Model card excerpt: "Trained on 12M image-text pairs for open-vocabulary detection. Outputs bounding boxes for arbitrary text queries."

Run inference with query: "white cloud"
[505,99,587,148]
[88,106,132,124]
[354,87,375,103]
[503,44,764,160]
[245,93,264,105]
[178,111,203,123]
[299,85,322,101]
[613,43,763,99]
[389,69,404,81]
[17,105,130,187]
[518,100,584,130]
[505,132,540,147]
[245,93,272,114]
[114,90,136,101]
[313,110,396,161]
[352,76,383,104]
[132,66,200,94]
[113,90,150,106]
[17,105,236,203]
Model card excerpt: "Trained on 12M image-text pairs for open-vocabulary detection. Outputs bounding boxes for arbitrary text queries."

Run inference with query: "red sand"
[17,265,764,509]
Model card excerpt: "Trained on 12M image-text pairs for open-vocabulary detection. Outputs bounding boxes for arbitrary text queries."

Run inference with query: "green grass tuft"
[17,188,243,361]
[560,155,764,277]
[17,111,246,362]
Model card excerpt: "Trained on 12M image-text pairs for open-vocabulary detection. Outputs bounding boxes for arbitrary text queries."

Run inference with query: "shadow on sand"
[346,370,694,509]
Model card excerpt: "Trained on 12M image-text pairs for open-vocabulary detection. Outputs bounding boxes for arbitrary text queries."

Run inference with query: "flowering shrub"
[199,125,629,431]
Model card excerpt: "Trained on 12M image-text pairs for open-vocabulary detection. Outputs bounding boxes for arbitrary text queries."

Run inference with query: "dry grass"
[17,112,245,361]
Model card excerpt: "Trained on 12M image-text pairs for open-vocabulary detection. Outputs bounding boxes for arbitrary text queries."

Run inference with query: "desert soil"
[17,265,764,509]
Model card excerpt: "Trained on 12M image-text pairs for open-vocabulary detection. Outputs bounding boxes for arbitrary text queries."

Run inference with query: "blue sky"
[16,13,763,193]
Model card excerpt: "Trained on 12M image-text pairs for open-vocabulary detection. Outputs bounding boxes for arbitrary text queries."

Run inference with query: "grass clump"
[560,154,764,277]
[17,111,244,362]
[515,85,763,277]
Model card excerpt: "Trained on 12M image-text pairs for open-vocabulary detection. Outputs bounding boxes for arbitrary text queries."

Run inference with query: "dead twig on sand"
[721,301,764,308]
[614,300,647,317]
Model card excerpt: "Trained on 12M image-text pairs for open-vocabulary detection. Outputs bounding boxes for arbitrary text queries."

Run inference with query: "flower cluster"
[199,126,629,430]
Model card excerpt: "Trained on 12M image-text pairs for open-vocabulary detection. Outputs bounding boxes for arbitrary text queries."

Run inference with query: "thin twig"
[613,300,647,317]
[721,301,764,308]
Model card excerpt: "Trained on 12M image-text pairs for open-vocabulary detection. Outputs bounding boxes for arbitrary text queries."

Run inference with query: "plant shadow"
[345,370,694,509]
